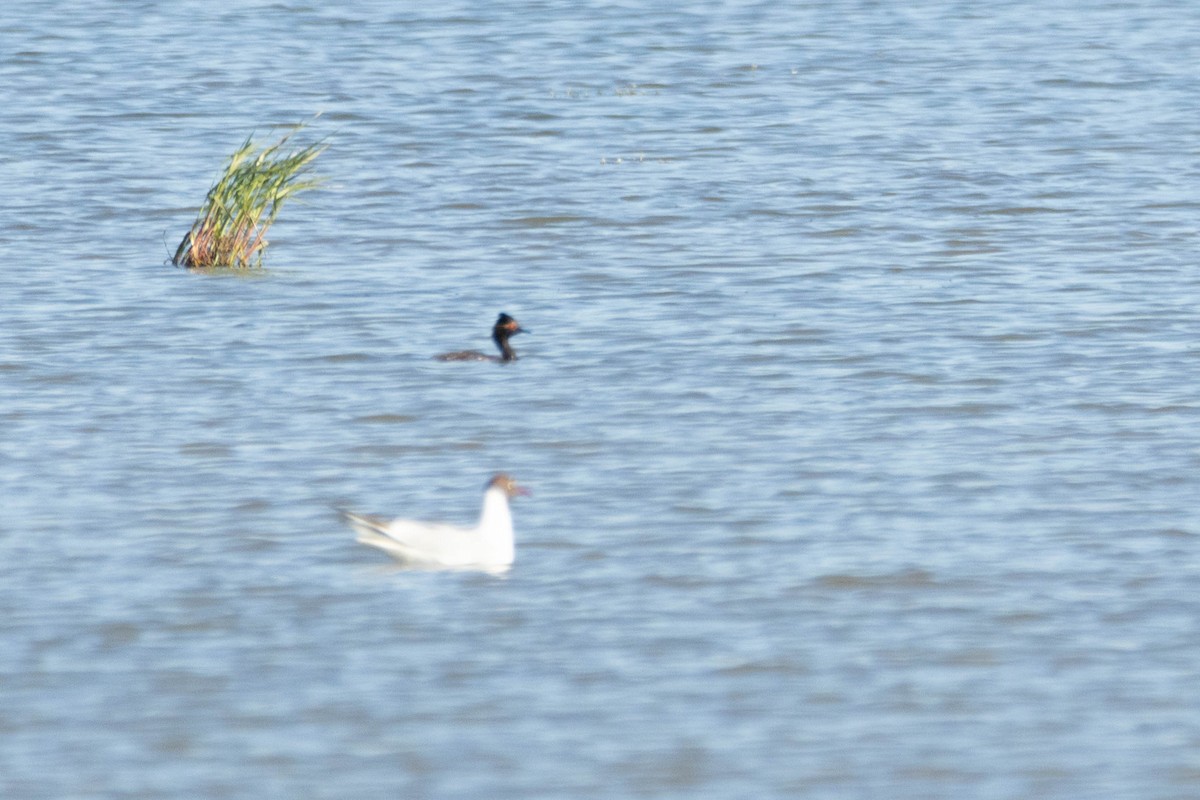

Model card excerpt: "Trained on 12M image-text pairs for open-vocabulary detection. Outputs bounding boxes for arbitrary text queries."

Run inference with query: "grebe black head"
[435,313,529,363]
[490,313,528,360]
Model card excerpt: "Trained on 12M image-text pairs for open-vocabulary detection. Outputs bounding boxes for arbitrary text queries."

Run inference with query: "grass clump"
[173,123,327,269]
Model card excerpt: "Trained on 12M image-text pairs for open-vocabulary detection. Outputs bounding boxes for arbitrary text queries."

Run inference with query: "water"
[2,1,1200,797]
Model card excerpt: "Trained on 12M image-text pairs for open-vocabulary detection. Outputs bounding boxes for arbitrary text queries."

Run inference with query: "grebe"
[434,313,528,362]
[342,474,529,569]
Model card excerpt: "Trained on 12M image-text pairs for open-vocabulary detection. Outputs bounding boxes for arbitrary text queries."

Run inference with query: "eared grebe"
[342,474,529,569]
[434,313,528,362]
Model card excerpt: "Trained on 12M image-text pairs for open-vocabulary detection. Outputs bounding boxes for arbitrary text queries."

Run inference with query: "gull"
[343,474,529,569]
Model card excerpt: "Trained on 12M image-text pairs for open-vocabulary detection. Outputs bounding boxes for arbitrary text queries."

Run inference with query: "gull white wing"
[343,512,488,567]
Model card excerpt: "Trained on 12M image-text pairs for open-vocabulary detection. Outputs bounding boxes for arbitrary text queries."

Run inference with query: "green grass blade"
[173,122,327,268]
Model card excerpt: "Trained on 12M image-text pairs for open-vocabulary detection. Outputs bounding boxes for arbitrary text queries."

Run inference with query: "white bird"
[342,474,529,569]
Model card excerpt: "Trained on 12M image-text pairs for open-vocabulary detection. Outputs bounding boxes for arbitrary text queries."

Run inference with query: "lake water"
[2,1,1199,797]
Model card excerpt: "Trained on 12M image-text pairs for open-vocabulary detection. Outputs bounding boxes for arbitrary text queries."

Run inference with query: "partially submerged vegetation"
[173,123,327,269]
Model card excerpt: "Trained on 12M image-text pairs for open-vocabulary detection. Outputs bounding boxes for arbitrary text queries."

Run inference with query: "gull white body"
[343,475,526,569]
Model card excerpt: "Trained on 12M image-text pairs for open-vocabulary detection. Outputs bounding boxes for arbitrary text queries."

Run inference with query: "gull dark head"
[488,473,530,498]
